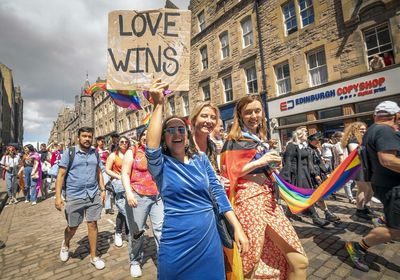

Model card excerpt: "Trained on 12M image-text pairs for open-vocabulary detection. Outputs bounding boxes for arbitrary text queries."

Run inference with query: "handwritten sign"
[107,9,191,91]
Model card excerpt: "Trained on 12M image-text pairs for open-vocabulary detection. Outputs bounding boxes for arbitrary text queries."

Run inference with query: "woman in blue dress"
[146,79,249,280]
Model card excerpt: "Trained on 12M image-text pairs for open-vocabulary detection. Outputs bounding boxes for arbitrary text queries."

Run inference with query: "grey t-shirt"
[363,123,400,188]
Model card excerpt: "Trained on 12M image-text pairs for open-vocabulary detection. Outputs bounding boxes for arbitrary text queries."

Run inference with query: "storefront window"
[355,96,400,113]
[279,113,307,126]
[317,106,342,119]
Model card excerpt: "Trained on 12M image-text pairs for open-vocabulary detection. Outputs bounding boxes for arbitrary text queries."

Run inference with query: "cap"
[374,101,400,116]
[308,131,322,141]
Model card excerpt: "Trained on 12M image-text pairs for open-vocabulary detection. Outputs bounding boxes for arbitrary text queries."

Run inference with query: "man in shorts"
[55,127,106,270]
[346,101,400,271]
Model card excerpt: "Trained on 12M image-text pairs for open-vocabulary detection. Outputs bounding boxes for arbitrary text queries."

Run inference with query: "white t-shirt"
[321,143,334,158]
[0,155,19,173]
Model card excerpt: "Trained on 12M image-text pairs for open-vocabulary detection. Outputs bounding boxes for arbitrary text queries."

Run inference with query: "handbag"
[209,188,235,249]
[48,164,59,177]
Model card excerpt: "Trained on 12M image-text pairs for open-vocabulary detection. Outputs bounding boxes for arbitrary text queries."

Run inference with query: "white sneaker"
[59,241,69,262]
[24,200,29,203]
[371,196,382,204]
[31,202,37,205]
[90,257,105,270]
[114,233,123,247]
[130,264,142,278]
[13,198,19,204]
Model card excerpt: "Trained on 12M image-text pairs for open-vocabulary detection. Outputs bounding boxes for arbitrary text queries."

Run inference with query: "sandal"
[349,198,356,204]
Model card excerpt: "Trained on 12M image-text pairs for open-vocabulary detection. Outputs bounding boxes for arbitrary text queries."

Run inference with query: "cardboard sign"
[107,9,191,91]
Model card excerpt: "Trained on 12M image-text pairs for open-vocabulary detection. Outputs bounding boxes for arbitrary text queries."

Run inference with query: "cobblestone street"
[0,180,399,280]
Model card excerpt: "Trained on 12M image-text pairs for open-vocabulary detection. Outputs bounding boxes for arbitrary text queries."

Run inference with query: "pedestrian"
[38,143,50,198]
[96,136,113,215]
[341,121,375,219]
[221,95,308,279]
[369,54,385,71]
[55,127,106,270]
[109,133,120,153]
[346,101,400,272]
[190,101,220,172]
[121,129,164,278]
[145,79,249,280]
[50,143,63,166]
[22,144,41,205]
[0,146,19,204]
[280,127,330,227]
[308,133,340,222]
[105,136,130,248]
[321,138,334,172]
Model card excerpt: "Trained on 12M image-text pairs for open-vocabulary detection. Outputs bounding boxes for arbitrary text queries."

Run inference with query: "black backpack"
[357,145,372,182]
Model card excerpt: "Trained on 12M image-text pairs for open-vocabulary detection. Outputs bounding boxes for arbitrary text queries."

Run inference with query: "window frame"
[182,94,190,116]
[241,17,253,48]
[363,23,393,61]
[307,47,328,87]
[197,10,205,32]
[282,0,297,35]
[222,76,233,102]
[299,0,314,28]
[200,46,208,70]
[202,83,211,101]
[275,61,292,96]
[245,66,258,94]
[219,31,230,60]
[168,97,176,116]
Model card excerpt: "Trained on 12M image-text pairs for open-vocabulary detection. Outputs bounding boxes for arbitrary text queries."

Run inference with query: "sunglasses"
[164,126,186,135]
[119,141,129,144]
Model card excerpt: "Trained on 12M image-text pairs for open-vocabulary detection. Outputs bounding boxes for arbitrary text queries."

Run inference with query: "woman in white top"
[0,146,20,204]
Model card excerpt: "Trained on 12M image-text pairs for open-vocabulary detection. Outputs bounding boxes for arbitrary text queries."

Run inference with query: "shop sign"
[268,67,400,118]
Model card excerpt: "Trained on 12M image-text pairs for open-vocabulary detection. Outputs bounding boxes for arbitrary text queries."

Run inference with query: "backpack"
[357,145,372,182]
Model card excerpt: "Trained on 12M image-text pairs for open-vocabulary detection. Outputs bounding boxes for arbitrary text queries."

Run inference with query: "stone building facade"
[0,63,23,147]
[188,0,400,145]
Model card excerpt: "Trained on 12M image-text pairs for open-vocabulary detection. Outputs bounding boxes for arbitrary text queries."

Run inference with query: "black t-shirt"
[363,123,400,188]
[39,150,48,162]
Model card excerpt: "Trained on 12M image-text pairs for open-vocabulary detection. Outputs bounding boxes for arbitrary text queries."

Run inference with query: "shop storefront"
[267,65,400,147]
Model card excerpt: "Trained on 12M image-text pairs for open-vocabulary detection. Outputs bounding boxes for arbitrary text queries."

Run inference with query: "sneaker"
[13,198,19,204]
[90,257,105,270]
[24,200,29,203]
[371,196,382,204]
[312,217,330,228]
[372,217,386,228]
[31,202,37,205]
[115,233,123,247]
[59,241,69,262]
[345,242,369,272]
[130,264,142,278]
[365,206,379,218]
[325,211,340,222]
[355,209,372,220]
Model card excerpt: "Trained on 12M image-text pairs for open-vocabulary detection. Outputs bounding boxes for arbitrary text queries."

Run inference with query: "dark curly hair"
[161,116,199,159]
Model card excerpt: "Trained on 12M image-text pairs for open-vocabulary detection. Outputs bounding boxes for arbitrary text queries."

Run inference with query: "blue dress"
[146,147,232,280]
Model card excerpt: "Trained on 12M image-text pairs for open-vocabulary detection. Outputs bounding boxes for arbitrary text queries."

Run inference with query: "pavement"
[0,179,399,280]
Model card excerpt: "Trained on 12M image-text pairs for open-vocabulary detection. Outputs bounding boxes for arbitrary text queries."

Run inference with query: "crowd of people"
[1,80,399,279]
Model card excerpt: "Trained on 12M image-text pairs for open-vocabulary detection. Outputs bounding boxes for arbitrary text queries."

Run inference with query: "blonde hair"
[190,101,220,129]
[287,126,308,145]
[341,121,367,148]
[227,95,268,141]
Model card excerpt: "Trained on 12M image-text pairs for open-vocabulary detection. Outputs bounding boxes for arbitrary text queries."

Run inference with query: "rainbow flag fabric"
[108,90,142,110]
[142,113,151,126]
[274,148,361,214]
[84,82,107,96]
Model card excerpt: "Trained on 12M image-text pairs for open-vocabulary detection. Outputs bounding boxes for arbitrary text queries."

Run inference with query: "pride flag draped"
[273,148,362,214]
[141,113,151,126]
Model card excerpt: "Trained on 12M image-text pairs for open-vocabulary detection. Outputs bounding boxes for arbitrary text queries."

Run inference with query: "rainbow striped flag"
[273,148,361,214]
[108,90,142,110]
[84,82,107,96]
[142,113,151,126]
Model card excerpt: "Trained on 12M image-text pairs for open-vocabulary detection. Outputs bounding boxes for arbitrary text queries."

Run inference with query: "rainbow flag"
[108,90,142,110]
[143,89,173,104]
[84,82,107,96]
[142,113,151,126]
[274,148,361,214]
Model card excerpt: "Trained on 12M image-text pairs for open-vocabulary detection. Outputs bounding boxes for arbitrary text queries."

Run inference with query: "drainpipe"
[255,0,271,139]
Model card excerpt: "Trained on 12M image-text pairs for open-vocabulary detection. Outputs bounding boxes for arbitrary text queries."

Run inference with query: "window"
[202,84,211,101]
[182,94,190,116]
[282,1,297,35]
[200,46,208,70]
[198,10,205,31]
[307,48,328,86]
[169,97,175,115]
[317,107,342,119]
[279,113,307,125]
[220,32,230,59]
[245,66,258,94]
[222,76,233,102]
[299,0,314,27]
[275,62,291,95]
[241,17,253,47]
[364,24,393,61]
[135,111,139,127]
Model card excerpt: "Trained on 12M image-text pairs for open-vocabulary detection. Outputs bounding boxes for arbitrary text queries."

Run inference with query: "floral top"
[130,145,158,196]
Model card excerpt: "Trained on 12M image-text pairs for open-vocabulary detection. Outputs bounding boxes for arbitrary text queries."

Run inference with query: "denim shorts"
[64,194,102,227]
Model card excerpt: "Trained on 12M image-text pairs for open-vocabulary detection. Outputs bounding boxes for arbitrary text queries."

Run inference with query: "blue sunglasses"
[164,126,186,135]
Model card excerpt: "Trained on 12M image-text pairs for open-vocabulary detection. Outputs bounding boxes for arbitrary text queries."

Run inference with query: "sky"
[0,0,190,145]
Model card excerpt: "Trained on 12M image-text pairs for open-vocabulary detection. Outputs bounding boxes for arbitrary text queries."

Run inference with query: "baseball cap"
[374,101,400,116]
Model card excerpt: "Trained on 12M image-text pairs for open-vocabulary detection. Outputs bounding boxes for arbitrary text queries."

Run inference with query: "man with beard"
[55,127,106,270]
